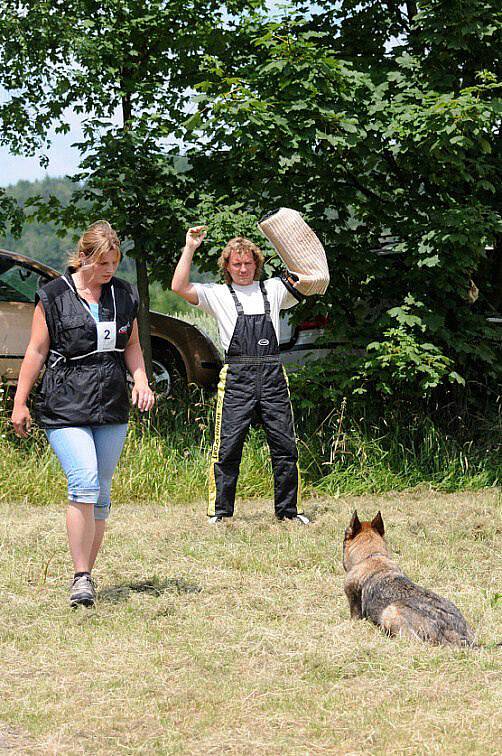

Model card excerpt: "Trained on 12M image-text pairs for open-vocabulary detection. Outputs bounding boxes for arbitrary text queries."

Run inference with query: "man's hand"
[185,226,207,253]
[171,227,205,305]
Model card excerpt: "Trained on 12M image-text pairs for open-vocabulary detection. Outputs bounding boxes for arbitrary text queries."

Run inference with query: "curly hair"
[218,237,264,284]
[67,220,121,270]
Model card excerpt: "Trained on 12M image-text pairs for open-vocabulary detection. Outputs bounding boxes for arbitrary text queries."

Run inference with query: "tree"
[0,178,79,270]
[183,2,501,406]
[0,189,22,239]
[0,0,263,376]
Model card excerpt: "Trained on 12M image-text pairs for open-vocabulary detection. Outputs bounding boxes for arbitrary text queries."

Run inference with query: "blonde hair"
[67,220,121,270]
[218,237,264,284]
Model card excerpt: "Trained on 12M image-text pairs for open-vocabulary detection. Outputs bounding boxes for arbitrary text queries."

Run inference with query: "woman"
[11,220,154,607]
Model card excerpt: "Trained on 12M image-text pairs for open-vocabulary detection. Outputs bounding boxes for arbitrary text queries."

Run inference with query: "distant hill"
[0,176,199,314]
[0,176,136,281]
[0,176,79,271]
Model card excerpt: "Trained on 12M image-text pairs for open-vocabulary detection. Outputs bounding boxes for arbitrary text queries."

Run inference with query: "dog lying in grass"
[343,511,476,647]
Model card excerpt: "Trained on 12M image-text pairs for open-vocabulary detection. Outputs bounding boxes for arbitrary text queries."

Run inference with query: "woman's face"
[82,248,120,284]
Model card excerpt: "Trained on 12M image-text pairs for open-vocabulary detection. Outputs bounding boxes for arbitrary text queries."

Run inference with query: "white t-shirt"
[193,278,298,352]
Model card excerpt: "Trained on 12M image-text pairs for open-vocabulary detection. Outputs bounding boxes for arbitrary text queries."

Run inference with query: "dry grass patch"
[0,489,500,754]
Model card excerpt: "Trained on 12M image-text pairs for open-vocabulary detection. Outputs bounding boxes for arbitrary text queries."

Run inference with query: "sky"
[0,133,81,187]
[0,100,188,188]
[0,106,86,188]
[0,1,303,189]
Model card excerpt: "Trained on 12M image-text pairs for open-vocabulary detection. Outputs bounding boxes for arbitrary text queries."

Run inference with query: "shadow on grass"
[98,576,202,603]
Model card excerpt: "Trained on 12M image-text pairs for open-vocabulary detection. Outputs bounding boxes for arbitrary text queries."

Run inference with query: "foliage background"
[183,0,501,404]
[0,0,500,489]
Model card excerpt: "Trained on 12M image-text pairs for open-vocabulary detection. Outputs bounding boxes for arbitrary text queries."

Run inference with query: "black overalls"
[208,282,302,519]
[34,271,138,428]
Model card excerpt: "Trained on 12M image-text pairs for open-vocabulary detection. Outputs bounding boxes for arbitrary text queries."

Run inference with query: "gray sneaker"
[70,574,96,607]
[293,514,310,525]
[208,515,224,525]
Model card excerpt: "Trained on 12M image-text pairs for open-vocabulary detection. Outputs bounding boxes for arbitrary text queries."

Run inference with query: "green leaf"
[479,138,492,154]
[315,130,342,147]
[339,120,359,134]
[449,371,465,385]
[417,255,440,268]
[184,112,202,131]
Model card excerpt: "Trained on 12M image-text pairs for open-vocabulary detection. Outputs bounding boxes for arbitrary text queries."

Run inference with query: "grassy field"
[0,489,500,754]
[1,409,499,508]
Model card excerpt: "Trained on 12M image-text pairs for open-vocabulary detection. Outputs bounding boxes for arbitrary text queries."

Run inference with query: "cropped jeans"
[45,424,128,520]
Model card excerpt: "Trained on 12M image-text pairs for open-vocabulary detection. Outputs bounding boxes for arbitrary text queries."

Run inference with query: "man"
[171,226,309,524]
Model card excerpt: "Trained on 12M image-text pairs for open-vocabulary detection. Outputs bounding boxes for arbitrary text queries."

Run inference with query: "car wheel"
[127,346,184,399]
[151,353,173,398]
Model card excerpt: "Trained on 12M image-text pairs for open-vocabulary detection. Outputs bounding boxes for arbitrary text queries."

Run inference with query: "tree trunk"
[135,252,153,383]
[405,2,417,22]
[121,89,153,382]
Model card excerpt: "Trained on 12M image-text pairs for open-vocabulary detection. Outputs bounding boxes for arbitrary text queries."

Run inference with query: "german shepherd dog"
[343,511,476,646]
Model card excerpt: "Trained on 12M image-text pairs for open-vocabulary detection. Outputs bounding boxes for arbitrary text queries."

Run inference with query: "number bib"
[96,321,117,352]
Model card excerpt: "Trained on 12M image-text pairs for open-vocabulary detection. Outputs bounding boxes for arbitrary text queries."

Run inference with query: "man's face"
[227,250,257,286]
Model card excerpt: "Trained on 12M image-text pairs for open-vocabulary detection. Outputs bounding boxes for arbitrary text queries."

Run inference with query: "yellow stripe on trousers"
[282,366,303,514]
[208,364,229,516]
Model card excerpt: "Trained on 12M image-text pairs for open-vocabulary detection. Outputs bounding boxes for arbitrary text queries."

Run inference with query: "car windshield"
[0,260,47,303]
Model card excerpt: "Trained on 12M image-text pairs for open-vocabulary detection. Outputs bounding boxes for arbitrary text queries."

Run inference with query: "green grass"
[5,300,498,501]
[0,490,500,753]
[314,420,500,495]
[148,286,223,354]
[1,421,498,509]
[0,395,499,506]
[168,308,223,353]
[1,331,500,504]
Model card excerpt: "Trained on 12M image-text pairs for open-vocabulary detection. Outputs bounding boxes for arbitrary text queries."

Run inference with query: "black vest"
[34,272,139,428]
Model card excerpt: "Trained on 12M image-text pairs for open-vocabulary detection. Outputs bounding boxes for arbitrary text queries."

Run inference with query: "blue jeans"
[46,424,128,520]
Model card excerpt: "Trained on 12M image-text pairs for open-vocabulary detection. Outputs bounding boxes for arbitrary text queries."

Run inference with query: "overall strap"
[227,284,244,316]
[259,281,271,318]
[62,275,91,314]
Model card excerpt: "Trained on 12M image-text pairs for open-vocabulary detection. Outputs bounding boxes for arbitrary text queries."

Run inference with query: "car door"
[0,259,51,382]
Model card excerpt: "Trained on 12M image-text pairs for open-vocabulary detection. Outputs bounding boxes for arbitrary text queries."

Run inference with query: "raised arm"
[171,226,207,305]
[11,302,50,437]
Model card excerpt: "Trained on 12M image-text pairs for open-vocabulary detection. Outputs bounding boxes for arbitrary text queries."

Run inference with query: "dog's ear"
[371,511,385,537]
[346,510,362,538]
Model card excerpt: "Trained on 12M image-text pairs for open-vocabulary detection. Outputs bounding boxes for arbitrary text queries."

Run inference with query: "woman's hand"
[185,225,207,253]
[10,302,49,438]
[11,403,32,438]
[131,381,155,412]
